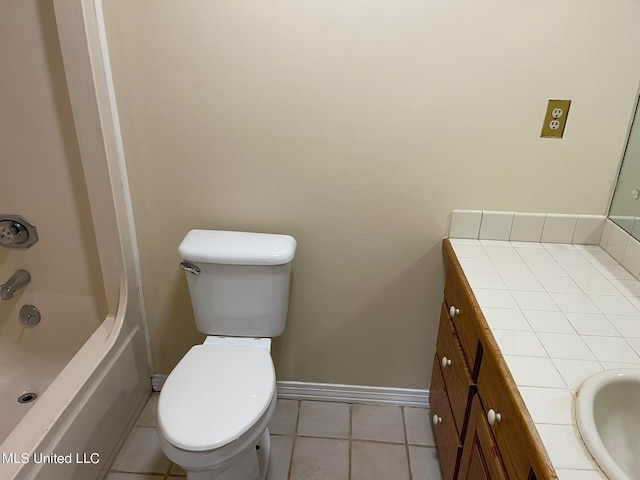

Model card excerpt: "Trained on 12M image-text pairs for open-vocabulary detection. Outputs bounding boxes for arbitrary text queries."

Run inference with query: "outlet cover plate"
[541,99,571,139]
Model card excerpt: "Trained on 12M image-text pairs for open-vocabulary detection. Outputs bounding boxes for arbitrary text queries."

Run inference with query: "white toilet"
[157,229,297,480]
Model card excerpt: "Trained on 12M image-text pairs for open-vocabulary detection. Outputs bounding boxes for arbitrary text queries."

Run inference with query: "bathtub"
[0,293,149,480]
[0,0,152,477]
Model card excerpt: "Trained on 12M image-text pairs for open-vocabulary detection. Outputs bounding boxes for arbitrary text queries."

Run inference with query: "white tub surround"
[0,1,151,479]
[448,236,640,479]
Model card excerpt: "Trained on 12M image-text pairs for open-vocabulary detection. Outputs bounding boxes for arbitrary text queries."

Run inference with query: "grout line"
[286,400,301,480]
[401,406,413,480]
[348,403,353,480]
[109,397,434,480]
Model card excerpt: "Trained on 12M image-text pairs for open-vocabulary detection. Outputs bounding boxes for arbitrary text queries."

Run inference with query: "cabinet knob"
[487,409,502,426]
[449,305,460,318]
[432,414,443,426]
[441,356,452,368]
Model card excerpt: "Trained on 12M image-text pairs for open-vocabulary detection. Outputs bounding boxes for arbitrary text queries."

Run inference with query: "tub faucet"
[1,269,31,300]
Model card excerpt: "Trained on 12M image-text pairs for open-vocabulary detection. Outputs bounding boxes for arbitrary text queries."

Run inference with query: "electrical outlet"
[541,99,571,138]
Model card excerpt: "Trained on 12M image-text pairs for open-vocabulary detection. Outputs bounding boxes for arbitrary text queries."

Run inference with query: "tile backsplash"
[448,209,640,284]
[449,210,605,244]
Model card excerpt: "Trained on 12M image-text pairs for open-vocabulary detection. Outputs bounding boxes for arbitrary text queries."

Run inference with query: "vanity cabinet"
[430,240,557,480]
[458,396,507,480]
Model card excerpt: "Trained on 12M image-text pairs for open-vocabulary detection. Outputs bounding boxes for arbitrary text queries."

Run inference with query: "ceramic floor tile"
[408,446,443,480]
[111,426,171,474]
[266,435,293,480]
[351,441,410,480]
[297,400,349,438]
[135,393,157,427]
[290,437,348,480]
[106,474,163,480]
[169,463,186,476]
[403,407,436,446]
[268,399,299,435]
[352,404,406,443]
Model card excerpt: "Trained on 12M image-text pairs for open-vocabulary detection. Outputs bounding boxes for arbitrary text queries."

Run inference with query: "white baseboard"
[152,374,429,408]
[276,381,429,408]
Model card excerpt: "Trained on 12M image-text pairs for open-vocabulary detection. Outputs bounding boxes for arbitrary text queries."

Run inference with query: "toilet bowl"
[157,230,296,480]
[157,338,276,480]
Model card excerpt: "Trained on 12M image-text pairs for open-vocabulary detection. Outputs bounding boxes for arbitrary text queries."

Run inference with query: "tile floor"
[106,393,443,480]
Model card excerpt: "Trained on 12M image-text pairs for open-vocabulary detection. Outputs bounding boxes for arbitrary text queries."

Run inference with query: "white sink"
[575,368,640,480]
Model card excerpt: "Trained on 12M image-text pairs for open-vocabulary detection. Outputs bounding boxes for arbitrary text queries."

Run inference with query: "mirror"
[609,97,640,239]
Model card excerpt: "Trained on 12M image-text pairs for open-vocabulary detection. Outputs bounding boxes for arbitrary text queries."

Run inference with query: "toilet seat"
[158,344,275,452]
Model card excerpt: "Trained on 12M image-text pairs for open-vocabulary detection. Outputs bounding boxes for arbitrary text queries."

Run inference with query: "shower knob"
[0,221,28,245]
[0,215,38,248]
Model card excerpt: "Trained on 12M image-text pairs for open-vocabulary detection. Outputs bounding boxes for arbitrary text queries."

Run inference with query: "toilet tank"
[178,230,297,337]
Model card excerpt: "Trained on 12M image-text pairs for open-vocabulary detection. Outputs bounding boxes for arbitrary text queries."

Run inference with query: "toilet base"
[184,428,270,480]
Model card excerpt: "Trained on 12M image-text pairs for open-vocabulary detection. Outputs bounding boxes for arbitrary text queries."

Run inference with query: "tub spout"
[1,269,31,300]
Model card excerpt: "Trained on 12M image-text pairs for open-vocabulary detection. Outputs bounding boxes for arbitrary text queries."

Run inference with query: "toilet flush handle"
[179,261,200,275]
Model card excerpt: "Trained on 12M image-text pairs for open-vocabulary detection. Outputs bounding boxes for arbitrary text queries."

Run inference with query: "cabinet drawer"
[436,303,474,438]
[444,270,482,378]
[430,355,462,480]
[476,350,532,480]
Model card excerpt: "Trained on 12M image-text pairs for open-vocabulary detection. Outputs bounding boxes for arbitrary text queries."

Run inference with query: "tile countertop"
[449,238,640,480]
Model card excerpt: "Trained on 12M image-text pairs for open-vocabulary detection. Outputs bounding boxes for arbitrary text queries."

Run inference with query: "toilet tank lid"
[178,230,297,265]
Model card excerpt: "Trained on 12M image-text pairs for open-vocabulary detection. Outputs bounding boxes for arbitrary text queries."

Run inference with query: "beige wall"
[103,0,640,388]
[0,1,106,362]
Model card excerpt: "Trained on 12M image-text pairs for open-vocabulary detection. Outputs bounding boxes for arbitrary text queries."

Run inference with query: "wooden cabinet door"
[430,355,461,480]
[458,395,507,480]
